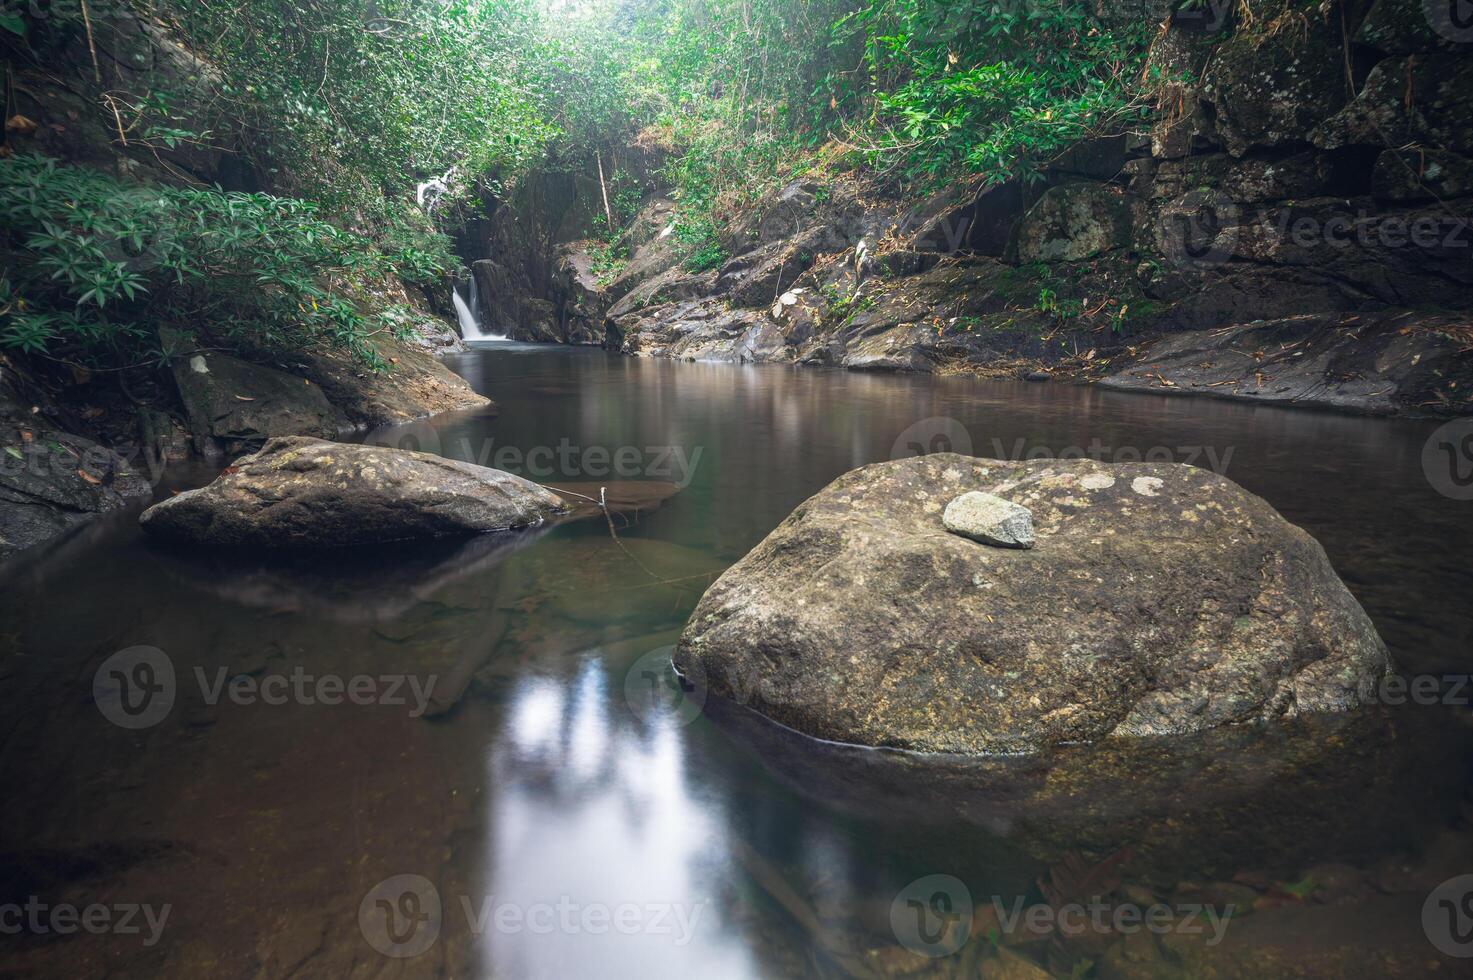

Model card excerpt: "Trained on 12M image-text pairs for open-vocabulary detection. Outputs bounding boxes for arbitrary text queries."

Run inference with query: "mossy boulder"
[139,436,566,549]
[1012,183,1132,263]
[675,454,1390,754]
[1203,2,1351,156]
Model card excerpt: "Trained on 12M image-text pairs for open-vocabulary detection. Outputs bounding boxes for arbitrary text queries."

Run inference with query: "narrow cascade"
[453,283,507,342]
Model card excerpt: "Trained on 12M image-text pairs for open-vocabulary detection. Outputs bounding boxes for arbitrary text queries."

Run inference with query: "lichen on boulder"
[675,454,1391,755]
[139,436,566,549]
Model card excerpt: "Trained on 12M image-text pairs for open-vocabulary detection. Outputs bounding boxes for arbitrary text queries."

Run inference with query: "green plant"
[0,155,440,368]
[673,213,727,272]
[587,239,630,285]
[1035,286,1083,326]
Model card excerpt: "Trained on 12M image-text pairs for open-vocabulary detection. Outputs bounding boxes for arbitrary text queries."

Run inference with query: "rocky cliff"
[559,0,1473,417]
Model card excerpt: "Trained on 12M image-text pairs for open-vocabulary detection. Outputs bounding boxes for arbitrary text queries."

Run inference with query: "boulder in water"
[675,454,1390,754]
[139,436,565,549]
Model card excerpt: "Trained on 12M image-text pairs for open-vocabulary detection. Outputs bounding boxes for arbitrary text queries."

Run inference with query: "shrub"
[0,155,455,368]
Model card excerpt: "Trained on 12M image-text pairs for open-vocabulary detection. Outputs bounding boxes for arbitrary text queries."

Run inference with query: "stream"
[1,343,1470,977]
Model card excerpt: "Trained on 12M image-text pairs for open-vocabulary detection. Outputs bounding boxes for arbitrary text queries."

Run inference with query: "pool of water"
[1,344,1470,977]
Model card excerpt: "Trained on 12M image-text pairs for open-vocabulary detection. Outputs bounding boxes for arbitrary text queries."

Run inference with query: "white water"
[453,283,507,342]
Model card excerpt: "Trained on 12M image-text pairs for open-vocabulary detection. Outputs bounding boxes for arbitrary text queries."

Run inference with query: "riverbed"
[1,343,1469,977]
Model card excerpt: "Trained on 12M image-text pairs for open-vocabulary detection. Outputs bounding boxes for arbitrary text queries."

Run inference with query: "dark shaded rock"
[282,338,491,428]
[675,454,1390,754]
[0,419,151,562]
[1099,311,1473,416]
[1229,196,1473,305]
[551,246,609,344]
[1314,54,1473,155]
[718,227,830,307]
[1355,0,1466,54]
[602,198,680,304]
[721,180,821,257]
[699,688,1459,882]
[1151,151,1327,203]
[139,436,565,549]
[1372,147,1473,201]
[1204,2,1351,156]
[169,349,346,455]
[153,524,550,622]
[604,265,718,322]
[1013,183,1132,262]
[1151,102,1218,160]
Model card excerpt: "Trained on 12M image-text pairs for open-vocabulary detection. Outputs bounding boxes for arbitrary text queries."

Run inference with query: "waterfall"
[453,282,507,342]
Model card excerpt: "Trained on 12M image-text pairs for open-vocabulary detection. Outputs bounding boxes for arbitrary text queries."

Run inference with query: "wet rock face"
[0,421,151,562]
[139,437,566,549]
[675,454,1390,755]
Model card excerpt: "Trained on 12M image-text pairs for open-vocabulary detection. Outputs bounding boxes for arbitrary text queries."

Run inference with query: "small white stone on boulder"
[942,491,1035,549]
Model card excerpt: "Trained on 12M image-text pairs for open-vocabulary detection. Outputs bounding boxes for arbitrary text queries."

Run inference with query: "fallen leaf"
[233,395,256,401]
[5,114,37,136]
[77,469,101,485]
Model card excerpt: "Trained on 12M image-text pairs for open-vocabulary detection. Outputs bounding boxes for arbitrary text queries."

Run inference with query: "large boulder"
[139,437,566,548]
[1012,183,1131,263]
[675,454,1390,754]
[1202,0,1350,156]
[169,349,346,455]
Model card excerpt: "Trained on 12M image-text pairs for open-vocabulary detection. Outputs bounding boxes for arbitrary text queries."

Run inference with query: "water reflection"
[0,346,1469,977]
[483,656,754,978]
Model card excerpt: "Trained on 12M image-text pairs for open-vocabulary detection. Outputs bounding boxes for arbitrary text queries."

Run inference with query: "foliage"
[828,0,1154,186]
[586,239,629,285]
[617,0,1154,257]
[0,155,453,367]
[159,0,554,213]
[0,0,1164,374]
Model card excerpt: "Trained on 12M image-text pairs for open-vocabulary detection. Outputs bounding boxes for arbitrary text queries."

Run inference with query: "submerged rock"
[942,490,1034,549]
[675,454,1390,754]
[139,436,565,548]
